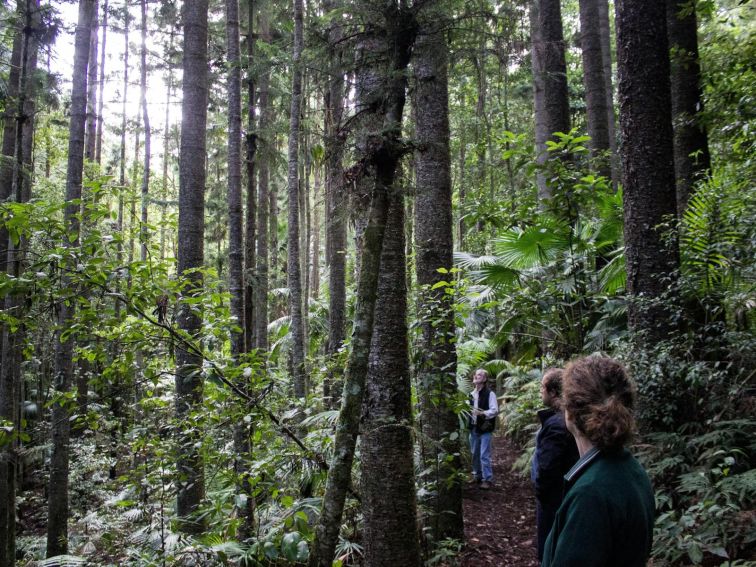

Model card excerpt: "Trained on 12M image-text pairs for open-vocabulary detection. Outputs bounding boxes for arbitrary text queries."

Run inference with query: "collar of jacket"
[563,446,601,486]
[537,407,557,424]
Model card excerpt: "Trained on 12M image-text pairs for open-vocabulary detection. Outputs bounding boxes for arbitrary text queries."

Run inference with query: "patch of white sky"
[52,1,180,173]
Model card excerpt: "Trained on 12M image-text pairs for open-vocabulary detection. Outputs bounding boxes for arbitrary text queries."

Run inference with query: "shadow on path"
[460,435,539,566]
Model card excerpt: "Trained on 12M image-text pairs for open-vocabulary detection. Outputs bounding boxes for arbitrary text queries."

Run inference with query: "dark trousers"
[536,499,558,562]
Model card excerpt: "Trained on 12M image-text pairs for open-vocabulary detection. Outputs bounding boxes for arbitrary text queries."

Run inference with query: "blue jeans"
[470,430,493,481]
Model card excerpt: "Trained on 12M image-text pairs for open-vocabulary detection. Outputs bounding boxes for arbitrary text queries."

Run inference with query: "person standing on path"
[531,368,579,562]
[542,356,655,567]
[469,368,498,489]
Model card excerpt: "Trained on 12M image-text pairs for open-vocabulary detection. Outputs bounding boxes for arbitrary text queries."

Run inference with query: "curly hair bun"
[563,357,638,451]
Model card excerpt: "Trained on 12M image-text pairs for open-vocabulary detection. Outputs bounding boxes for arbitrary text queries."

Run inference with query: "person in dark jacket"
[469,368,498,489]
[542,356,655,567]
[532,368,579,562]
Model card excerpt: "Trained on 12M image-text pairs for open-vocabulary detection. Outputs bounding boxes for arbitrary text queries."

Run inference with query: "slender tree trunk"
[95,0,108,164]
[0,32,22,279]
[227,0,244,358]
[244,0,257,353]
[530,0,548,198]
[309,4,416,564]
[361,191,421,567]
[323,0,346,408]
[287,0,307,399]
[139,0,150,262]
[579,0,611,178]
[413,13,463,542]
[666,0,710,215]
[85,1,99,162]
[175,0,209,534]
[616,0,679,342]
[160,28,175,261]
[597,0,618,187]
[46,0,96,557]
[254,5,270,351]
[310,164,320,299]
[0,2,38,561]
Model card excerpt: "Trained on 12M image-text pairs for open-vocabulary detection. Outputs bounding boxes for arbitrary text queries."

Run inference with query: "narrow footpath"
[460,435,539,567]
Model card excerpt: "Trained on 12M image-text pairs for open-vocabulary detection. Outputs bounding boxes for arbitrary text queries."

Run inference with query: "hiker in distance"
[468,368,499,489]
[532,367,579,563]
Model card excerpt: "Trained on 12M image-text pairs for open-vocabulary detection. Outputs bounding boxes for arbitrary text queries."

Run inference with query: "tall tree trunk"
[46,0,96,557]
[597,0,618,186]
[95,0,108,164]
[309,4,416,565]
[287,0,307,399]
[0,32,22,279]
[175,0,209,534]
[227,0,244,358]
[244,0,257,353]
[160,28,175,261]
[310,164,320,299]
[361,191,421,566]
[413,13,463,542]
[139,0,150,262]
[0,2,39,561]
[530,0,548,198]
[666,0,710,215]
[579,0,611,178]
[534,0,571,200]
[85,0,99,162]
[254,4,270,352]
[616,0,679,342]
[323,0,346,408]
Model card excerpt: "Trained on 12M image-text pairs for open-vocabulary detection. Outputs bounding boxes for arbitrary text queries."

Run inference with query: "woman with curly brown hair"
[541,356,655,567]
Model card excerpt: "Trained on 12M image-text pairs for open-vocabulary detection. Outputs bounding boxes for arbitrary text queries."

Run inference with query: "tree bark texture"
[529,0,548,198]
[175,0,209,533]
[0,2,39,561]
[227,0,245,358]
[323,0,346,408]
[616,0,680,342]
[597,0,619,186]
[361,191,421,567]
[412,13,464,542]
[85,0,99,162]
[244,0,257,353]
[579,0,611,178]
[287,0,307,399]
[666,0,710,215]
[254,5,271,352]
[139,0,150,262]
[47,0,96,557]
[95,0,108,164]
[309,4,416,565]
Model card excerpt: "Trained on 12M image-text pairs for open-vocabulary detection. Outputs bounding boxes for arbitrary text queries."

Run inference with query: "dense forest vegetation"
[0,0,754,565]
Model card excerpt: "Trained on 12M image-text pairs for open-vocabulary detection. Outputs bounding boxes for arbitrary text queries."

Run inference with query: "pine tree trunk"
[227,0,245,358]
[597,0,619,187]
[175,0,209,534]
[323,0,346,408]
[530,0,548,198]
[0,2,39,561]
[361,191,421,567]
[85,1,99,162]
[616,0,679,342]
[139,0,150,262]
[244,0,257,353]
[254,12,270,351]
[46,0,96,557]
[95,0,108,164]
[579,0,611,178]
[309,5,416,564]
[666,0,710,215]
[413,13,463,542]
[287,0,307,399]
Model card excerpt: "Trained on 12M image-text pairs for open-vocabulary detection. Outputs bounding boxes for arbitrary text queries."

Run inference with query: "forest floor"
[460,435,539,567]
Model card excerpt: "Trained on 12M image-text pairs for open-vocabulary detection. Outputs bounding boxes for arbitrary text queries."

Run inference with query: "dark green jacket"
[542,448,655,567]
